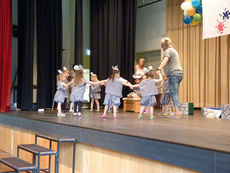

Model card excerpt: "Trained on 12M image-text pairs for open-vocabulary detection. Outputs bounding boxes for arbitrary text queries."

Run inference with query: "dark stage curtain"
[0,0,12,112]
[36,0,62,108]
[90,0,137,101]
[74,0,83,65]
[17,0,35,110]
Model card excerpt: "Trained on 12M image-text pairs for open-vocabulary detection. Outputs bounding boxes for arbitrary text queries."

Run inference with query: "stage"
[0,109,230,173]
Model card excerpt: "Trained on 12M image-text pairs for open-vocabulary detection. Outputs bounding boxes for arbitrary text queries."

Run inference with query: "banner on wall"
[202,0,230,39]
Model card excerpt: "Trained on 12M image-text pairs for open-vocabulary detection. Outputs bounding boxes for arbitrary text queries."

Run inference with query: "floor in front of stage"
[3,108,230,154]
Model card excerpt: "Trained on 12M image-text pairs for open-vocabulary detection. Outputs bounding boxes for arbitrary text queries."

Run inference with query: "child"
[62,66,70,80]
[62,66,71,110]
[89,72,101,111]
[69,67,76,113]
[68,65,98,117]
[158,74,171,115]
[53,70,69,117]
[131,66,163,119]
[99,65,131,119]
[127,73,142,98]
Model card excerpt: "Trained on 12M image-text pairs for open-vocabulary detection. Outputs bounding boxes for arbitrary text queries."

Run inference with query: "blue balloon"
[192,0,200,8]
[196,5,202,14]
[184,16,193,24]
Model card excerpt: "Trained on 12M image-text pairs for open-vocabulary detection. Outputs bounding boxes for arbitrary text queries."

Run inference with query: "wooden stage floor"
[2,108,230,154]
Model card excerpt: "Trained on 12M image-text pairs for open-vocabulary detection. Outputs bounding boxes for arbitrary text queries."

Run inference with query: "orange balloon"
[186,7,196,16]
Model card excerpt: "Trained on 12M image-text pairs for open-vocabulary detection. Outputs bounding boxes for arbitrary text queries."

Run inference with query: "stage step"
[35,133,77,173]
[0,157,37,172]
[18,144,57,156]
[18,144,57,173]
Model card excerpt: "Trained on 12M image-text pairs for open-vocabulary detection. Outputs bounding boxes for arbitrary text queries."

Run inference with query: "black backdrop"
[17,0,35,110]
[17,0,137,109]
[36,0,62,108]
[90,0,137,103]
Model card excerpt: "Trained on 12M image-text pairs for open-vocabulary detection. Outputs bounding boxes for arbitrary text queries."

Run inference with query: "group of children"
[53,65,171,119]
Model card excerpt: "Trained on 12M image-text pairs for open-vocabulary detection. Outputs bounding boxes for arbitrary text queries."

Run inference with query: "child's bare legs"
[149,106,155,119]
[103,105,108,114]
[150,106,154,115]
[138,106,146,118]
[57,103,62,113]
[90,99,94,111]
[162,105,165,112]
[113,105,118,118]
[69,102,74,112]
[57,103,65,117]
[101,105,108,118]
[95,99,100,111]
[165,104,169,112]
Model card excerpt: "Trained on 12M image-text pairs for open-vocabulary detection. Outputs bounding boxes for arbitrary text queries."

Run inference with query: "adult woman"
[156,37,183,117]
[135,58,146,76]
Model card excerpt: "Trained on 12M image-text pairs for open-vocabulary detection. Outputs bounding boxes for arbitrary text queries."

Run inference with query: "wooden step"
[36,133,76,142]
[18,144,56,156]
[0,157,37,172]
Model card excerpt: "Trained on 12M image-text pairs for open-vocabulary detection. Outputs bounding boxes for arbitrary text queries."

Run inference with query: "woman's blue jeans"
[168,73,183,107]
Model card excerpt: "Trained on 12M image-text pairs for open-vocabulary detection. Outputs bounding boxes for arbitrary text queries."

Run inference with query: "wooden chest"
[123,98,141,113]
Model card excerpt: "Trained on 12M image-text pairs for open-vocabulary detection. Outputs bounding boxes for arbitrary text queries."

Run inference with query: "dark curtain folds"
[90,0,137,102]
[0,0,12,112]
[17,0,35,110]
[74,0,83,65]
[36,0,62,108]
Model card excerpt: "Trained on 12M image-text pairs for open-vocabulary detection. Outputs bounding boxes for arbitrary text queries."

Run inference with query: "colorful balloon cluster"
[181,0,202,25]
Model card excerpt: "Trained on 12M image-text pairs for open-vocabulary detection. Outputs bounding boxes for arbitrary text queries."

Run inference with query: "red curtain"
[0,0,12,112]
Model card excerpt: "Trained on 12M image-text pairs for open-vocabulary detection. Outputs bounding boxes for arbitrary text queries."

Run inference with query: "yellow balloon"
[190,19,197,25]
[187,7,196,16]
[184,0,191,1]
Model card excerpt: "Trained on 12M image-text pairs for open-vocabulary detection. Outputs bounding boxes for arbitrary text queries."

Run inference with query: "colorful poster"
[202,0,230,39]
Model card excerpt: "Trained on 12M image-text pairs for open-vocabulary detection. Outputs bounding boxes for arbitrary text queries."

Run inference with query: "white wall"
[62,0,76,68]
[135,0,166,53]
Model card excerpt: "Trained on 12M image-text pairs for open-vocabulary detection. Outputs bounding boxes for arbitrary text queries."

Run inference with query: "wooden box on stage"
[123,97,141,113]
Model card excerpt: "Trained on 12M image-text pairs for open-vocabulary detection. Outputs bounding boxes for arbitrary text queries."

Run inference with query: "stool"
[17,144,57,173]
[35,133,76,173]
[0,157,37,173]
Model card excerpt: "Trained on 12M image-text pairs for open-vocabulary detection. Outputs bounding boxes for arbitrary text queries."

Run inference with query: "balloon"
[181,2,187,10]
[184,0,191,1]
[184,10,188,16]
[184,16,193,24]
[193,13,202,22]
[192,0,200,8]
[181,1,192,10]
[187,7,196,16]
[196,5,202,14]
[190,19,197,25]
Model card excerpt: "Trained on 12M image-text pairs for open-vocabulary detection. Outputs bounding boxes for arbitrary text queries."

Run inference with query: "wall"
[135,0,166,69]
[83,0,90,69]
[0,123,199,173]
[136,0,166,53]
[62,0,76,68]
